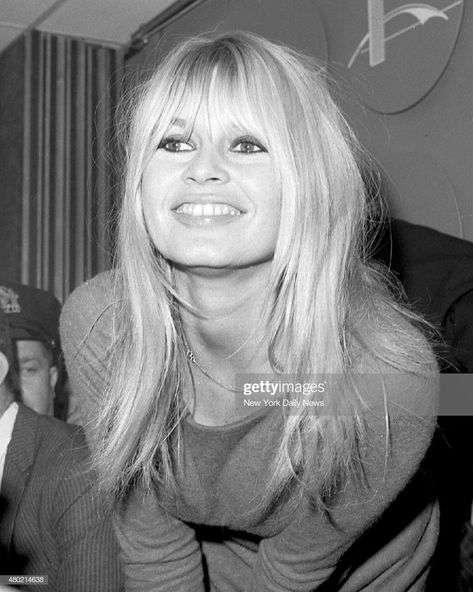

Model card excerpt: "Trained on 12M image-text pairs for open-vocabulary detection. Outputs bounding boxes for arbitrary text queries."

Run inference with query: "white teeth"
[180,204,193,214]
[176,203,241,216]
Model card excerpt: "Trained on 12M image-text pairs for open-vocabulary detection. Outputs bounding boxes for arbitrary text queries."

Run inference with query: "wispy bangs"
[150,43,287,151]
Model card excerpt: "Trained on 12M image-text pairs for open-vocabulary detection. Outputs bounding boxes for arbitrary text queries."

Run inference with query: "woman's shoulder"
[352,314,439,421]
[347,319,439,509]
[61,271,116,329]
[60,270,119,363]
[63,270,116,314]
[60,271,119,426]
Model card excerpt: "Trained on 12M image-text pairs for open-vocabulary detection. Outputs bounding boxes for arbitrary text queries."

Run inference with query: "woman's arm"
[60,272,206,591]
[249,370,439,592]
[60,272,117,431]
[116,487,205,591]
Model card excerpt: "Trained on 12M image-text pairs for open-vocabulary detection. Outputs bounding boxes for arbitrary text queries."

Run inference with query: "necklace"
[183,339,242,393]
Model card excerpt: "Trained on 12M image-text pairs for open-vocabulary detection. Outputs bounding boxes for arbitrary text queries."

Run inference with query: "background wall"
[316,0,471,241]
[0,32,123,301]
[127,0,473,242]
[0,39,24,282]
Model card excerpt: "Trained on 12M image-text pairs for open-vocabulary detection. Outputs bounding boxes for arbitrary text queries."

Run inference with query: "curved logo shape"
[348,1,462,68]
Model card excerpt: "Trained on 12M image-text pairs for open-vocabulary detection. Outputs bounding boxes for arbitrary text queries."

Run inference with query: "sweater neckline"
[184,401,273,432]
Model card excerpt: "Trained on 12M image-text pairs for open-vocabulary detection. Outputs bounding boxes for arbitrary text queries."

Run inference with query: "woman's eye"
[231,137,267,154]
[158,138,194,152]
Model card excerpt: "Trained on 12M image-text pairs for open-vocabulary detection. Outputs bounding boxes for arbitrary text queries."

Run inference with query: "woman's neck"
[175,264,271,371]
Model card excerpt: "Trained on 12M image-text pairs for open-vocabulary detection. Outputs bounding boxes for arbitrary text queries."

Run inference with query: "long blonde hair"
[92,32,435,506]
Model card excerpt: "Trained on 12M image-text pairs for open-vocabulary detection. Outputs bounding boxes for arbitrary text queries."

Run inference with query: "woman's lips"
[174,203,242,216]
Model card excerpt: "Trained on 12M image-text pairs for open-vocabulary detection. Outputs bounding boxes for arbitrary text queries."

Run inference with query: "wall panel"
[20,31,124,301]
[0,38,24,283]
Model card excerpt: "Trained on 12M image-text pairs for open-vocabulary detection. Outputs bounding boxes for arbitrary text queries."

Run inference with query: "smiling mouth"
[175,203,242,216]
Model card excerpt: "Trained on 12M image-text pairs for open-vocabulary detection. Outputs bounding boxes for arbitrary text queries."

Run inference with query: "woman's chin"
[171,260,240,274]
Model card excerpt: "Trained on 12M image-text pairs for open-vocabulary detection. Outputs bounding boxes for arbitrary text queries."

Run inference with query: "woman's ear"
[0,352,9,386]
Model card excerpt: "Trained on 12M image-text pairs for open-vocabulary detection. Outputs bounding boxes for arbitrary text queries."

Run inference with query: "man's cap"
[0,280,61,348]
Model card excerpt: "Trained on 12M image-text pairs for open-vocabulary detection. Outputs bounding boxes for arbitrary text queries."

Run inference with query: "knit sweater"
[60,272,439,591]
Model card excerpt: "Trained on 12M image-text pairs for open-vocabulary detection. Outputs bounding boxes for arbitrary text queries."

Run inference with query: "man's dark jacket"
[0,404,122,591]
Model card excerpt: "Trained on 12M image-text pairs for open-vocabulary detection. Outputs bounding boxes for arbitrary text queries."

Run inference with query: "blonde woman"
[61,32,439,591]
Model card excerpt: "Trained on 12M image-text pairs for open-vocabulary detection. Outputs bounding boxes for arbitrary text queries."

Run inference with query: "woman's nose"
[183,146,230,184]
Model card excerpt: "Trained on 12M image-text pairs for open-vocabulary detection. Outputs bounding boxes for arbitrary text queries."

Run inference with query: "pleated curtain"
[21,30,124,302]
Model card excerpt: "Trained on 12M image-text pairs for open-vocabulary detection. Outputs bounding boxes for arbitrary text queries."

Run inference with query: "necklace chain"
[183,339,242,393]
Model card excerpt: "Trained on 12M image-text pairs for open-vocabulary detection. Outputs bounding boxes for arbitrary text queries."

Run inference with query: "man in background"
[0,309,122,589]
[0,281,62,417]
[372,218,473,591]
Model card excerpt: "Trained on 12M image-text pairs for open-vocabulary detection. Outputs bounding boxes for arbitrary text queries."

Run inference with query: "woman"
[61,32,439,591]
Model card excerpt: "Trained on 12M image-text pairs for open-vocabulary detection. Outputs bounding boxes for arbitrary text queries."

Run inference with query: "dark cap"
[0,280,61,348]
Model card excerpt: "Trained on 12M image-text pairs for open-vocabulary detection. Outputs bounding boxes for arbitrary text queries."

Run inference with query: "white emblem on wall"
[328,0,464,113]
[348,1,460,68]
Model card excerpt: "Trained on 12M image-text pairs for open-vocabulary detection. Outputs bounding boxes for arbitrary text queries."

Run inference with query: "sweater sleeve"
[60,273,206,591]
[249,370,439,592]
[60,272,116,431]
[114,487,206,591]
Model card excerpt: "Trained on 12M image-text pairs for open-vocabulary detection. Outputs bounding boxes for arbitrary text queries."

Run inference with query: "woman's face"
[141,108,281,272]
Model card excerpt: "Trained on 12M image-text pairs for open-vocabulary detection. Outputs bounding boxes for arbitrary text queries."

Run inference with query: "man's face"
[15,340,58,416]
